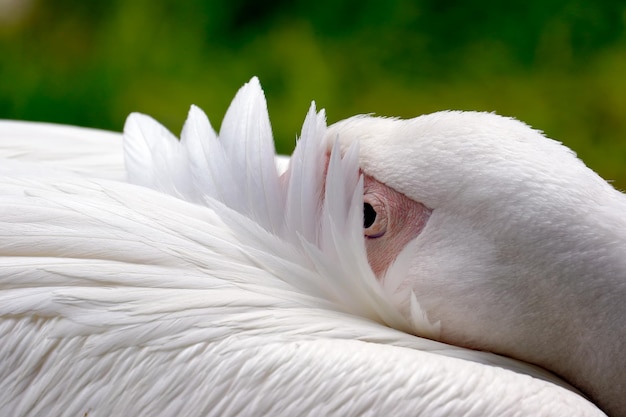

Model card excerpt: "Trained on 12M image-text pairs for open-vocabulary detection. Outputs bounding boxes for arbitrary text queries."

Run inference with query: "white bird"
[326,112,626,417]
[0,78,609,416]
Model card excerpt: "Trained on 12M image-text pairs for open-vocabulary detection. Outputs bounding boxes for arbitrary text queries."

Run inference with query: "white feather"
[217,77,284,232]
[0,79,607,416]
[0,120,124,180]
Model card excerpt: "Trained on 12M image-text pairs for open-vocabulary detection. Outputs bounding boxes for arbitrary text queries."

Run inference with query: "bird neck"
[507,193,626,417]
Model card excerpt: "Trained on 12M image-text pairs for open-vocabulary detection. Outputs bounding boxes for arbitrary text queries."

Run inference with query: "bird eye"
[363,198,387,238]
[364,203,376,228]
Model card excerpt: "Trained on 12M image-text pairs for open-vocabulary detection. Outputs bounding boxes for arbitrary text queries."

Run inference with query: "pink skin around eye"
[280,157,430,280]
[363,174,432,278]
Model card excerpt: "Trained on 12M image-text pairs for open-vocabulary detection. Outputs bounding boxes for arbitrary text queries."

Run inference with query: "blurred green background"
[1,0,625,189]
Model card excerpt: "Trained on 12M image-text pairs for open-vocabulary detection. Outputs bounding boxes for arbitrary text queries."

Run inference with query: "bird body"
[0,78,610,416]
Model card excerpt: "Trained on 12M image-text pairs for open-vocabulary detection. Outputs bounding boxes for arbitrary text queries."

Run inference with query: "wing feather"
[0,79,606,416]
[0,120,124,179]
[218,77,283,232]
[283,103,326,244]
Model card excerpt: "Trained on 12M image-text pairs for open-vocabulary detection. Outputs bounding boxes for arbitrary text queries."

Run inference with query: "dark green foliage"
[1,0,625,188]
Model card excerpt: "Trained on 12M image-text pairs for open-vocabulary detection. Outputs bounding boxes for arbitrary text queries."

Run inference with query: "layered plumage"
[0,78,607,416]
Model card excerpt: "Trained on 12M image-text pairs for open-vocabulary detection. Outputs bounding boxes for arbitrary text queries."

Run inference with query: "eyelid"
[363,194,387,238]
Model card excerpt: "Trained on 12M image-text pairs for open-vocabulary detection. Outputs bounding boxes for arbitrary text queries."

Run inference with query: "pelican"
[0,78,610,416]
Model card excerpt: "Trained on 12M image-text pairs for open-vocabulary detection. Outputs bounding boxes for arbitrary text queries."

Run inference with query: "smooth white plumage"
[0,120,125,180]
[0,78,607,416]
[327,112,626,417]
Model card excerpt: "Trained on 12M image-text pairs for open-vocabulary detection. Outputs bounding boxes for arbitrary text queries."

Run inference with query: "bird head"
[324,111,626,362]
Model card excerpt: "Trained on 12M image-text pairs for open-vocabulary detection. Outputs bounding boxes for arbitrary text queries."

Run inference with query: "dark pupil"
[363,203,376,228]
